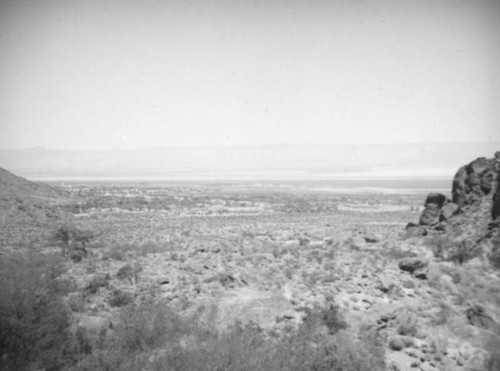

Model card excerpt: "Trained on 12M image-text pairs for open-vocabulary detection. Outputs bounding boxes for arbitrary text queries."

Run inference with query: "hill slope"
[0,166,66,223]
[0,167,64,198]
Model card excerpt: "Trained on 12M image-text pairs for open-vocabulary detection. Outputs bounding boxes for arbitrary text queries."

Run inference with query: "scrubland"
[1,182,499,371]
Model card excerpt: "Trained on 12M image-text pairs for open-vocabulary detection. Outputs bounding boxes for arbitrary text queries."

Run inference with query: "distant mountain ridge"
[1,142,499,179]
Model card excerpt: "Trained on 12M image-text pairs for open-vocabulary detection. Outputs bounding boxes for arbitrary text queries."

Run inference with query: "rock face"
[452,153,500,213]
[415,152,500,237]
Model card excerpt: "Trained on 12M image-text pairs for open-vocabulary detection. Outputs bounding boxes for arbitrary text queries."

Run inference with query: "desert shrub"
[108,289,133,307]
[116,263,141,284]
[425,235,455,260]
[395,308,418,336]
[73,302,189,370]
[431,300,453,326]
[306,250,323,264]
[102,246,126,261]
[116,302,189,352]
[67,292,86,312]
[427,330,449,359]
[136,241,172,256]
[425,236,480,264]
[284,267,294,279]
[272,246,281,259]
[301,303,347,335]
[448,239,478,264]
[87,273,110,294]
[0,252,74,371]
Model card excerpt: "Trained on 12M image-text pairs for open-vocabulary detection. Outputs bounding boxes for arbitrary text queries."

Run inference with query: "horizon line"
[2,140,500,152]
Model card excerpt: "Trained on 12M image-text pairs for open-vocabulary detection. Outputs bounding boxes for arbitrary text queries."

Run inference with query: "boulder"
[424,193,448,208]
[364,234,380,243]
[157,276,170,285]
[405,222,427,237]
[420,204,441,226]
[414,270,428,280]
[398,258,428,274]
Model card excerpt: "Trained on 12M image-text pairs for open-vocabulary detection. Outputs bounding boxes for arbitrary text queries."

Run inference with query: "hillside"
[0,166,67,223]
[0,166,64,198]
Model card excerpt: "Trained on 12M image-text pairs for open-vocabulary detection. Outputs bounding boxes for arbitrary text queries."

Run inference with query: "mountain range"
[1,142,499,180]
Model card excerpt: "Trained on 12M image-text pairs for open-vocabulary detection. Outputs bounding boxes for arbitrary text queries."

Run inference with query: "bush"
[301,303,347,335]
[72,301,385,371]
[0,252,74,370]
[425,236,479,264]
[116,263,141,284]
[395,308,418,337]
[102,246,126,261]
[87,273,110,294]
[108,289,133,307]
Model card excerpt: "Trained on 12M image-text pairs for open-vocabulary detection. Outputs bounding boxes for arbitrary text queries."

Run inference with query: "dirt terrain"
[1,158,500,370]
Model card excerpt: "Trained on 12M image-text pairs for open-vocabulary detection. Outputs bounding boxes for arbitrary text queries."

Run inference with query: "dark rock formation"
[405,222,427,237]
[425,193,448,208]
[410,152,500,266]
[418,193,456,226]
[398,257,428,274]
[452,154,499,210]
[414,152,500,235]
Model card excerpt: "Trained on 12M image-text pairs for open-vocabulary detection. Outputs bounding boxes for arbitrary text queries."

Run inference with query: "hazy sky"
[1,0,499,150]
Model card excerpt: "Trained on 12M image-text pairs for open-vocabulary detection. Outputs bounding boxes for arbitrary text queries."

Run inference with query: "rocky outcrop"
[415,152,500,233]
[452,153,500,212]
[418,193,458,226]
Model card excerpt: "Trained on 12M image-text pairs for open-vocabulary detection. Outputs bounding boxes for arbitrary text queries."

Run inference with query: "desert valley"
[0,152,500,371]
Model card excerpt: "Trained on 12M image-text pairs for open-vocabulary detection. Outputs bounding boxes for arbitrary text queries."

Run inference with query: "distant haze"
[1,143,499,180]
[1,0,499,151]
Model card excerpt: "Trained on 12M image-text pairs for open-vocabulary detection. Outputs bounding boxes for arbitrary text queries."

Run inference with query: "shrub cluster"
[0,252,73,371]
[73,301,385,371]
[0,252,385,371]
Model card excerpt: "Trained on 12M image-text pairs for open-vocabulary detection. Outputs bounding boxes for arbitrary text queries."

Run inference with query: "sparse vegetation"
[0,252,74,371]
[2,170,500,370]
[72,300,384,371]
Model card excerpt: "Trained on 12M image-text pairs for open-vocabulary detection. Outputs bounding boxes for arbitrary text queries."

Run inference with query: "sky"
[0,0,499,150]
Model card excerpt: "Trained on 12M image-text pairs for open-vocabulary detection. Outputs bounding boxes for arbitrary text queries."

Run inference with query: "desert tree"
[53,224,98,260]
